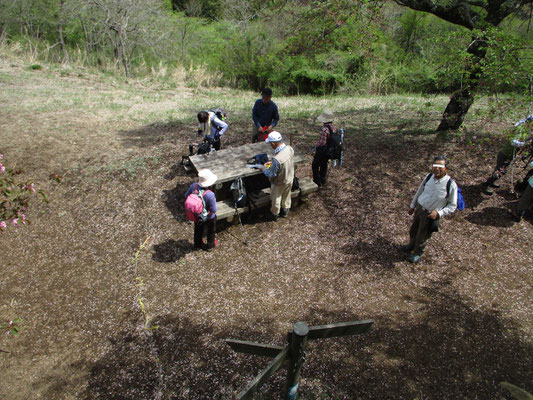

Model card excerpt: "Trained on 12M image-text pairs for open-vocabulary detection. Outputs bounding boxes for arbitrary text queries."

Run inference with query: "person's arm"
[271,103,279,128]
[252,101,261,128]
[409,177,427,210]
[315,126,328,147]
[438,180,458,218]
[262,158,280,178]
[213,117,228,136]
[205,191,217,216]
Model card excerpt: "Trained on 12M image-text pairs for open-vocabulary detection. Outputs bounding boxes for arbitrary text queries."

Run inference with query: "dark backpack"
[230,178,247,208]
[325,125,343,160]
[209,107,227,121]
[423,173,465,211]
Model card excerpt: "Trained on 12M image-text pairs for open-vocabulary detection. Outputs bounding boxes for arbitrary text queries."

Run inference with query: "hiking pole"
[234,203,248,245]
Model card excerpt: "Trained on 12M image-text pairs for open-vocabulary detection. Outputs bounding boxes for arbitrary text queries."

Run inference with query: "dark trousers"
[408,205,434,256]
[312,149,328,185]
[485,150,512,186]
[194,217,217,248]
[518,184,533,215]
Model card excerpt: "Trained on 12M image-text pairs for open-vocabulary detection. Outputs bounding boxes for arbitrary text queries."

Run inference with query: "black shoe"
[489,182,501,188]
[481,185,494,195]
[266,212,279,222]
[279,208,289,218]
[511,211,523,222]
[400,243,414,253]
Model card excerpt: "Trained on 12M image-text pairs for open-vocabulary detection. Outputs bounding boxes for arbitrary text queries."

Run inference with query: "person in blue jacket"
[252,87,279,143]
[185,169,218,251]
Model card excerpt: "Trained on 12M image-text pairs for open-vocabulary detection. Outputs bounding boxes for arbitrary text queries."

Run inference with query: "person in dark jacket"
[185,169,218,251]
[252,87,279,143]
[312,110,336,187]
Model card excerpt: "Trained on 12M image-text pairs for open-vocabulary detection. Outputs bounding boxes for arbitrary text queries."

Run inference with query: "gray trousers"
[408,205,435,256]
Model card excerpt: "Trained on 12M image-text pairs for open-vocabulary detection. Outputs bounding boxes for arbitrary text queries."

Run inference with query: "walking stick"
[234,204,248,246]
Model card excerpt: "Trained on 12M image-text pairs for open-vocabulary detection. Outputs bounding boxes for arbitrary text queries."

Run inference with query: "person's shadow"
[152,239,196,262]
[465,206,515,227]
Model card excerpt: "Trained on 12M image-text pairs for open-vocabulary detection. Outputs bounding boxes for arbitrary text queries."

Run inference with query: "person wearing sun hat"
[185,169,219,251]
[312,109,336,187]
[260,131,295,221]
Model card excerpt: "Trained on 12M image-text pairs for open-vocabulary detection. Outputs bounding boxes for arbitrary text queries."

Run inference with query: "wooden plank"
[189,142,307,184]
[306,320,374,341]
[237,346,290,400]
[225,339,285,358]
[216,177,318,219]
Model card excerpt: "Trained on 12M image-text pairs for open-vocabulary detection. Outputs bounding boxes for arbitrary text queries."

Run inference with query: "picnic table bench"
[187,142,318,220]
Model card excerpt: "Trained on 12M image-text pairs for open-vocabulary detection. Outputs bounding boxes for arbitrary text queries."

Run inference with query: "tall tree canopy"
[394,0,533,130]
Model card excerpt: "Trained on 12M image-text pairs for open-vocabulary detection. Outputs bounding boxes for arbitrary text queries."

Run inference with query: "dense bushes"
[0,0,531,97]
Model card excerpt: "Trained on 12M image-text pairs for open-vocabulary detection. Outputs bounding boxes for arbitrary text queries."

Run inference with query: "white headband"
[432,164,445,168]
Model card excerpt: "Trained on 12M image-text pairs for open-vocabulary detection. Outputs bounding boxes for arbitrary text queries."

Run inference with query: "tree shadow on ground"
[82,315,283,400]
[78,281,533,399]
[460,184,485,210]
[152,239,196,262]
[162,183,190,221]
[465,206,515,227]
[340,235,405,271]
[294,284,533,399]
[119,122,185,149]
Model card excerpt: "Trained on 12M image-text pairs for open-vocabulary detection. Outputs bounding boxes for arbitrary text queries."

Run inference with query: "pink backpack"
[185,186,210,222]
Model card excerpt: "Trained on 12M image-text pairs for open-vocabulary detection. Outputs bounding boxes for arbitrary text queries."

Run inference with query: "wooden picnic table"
[188,142,307,184]
[187,142,318,220]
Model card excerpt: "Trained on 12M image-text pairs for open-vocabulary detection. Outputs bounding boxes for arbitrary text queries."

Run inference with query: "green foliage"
[0,318,23,336]
[0,155,46,232]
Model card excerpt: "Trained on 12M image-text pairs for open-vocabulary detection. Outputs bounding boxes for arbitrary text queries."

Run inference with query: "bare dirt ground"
[1,58,532,399]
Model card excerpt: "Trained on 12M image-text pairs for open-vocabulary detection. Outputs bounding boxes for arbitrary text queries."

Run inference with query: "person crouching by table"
[197,110,228,151]
[185,169,218,251]
[260,131,295,221]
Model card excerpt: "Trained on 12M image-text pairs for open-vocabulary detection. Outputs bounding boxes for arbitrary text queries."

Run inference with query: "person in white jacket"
[197,110,228,151]
[401,155,458,263]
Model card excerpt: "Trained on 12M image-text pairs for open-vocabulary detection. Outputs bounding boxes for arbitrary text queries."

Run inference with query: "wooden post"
[285,322,309,400]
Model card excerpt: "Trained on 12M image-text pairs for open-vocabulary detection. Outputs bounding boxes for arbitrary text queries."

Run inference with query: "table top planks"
[188,142,307,184]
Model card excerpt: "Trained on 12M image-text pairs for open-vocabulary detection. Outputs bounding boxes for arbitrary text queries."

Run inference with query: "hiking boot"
[279,208,289,218]
[408,254,422,263]
[481,184,494,195]
[400,243,414,253]
[489,182,501,188]
[202,239,219,252]
[511,211,523,222]
[265,212,279,222]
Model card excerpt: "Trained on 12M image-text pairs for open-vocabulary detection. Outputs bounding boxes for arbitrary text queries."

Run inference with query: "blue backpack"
[423,173,465,211]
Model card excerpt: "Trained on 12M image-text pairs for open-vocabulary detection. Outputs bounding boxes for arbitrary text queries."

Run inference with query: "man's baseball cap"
[265,131,282,143]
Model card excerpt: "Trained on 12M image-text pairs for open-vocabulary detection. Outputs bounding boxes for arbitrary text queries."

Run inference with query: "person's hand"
[408,207,414,215]
[428,210,439,220]
[266,125,273,132]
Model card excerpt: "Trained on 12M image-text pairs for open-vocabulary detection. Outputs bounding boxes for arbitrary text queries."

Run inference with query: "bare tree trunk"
[58,0,69,63]
[437,37,487,131]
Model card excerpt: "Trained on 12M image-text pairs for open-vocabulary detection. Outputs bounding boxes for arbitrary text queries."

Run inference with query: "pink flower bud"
[11,218,18,226]
[0,221,6,229]
[0,163,5,173]
[29,183,35,194]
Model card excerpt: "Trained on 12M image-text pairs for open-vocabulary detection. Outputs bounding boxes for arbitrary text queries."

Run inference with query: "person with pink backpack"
[184,169,218,251]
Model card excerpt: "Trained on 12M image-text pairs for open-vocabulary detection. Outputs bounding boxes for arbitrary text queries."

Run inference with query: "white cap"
[265,131,282,143]
[198,169,217,187]
[317,109,334,123]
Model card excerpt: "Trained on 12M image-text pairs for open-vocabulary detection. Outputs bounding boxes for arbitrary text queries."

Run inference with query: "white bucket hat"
[198,169,217,187]
[265,131,282,143]
[317,110,334,123]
